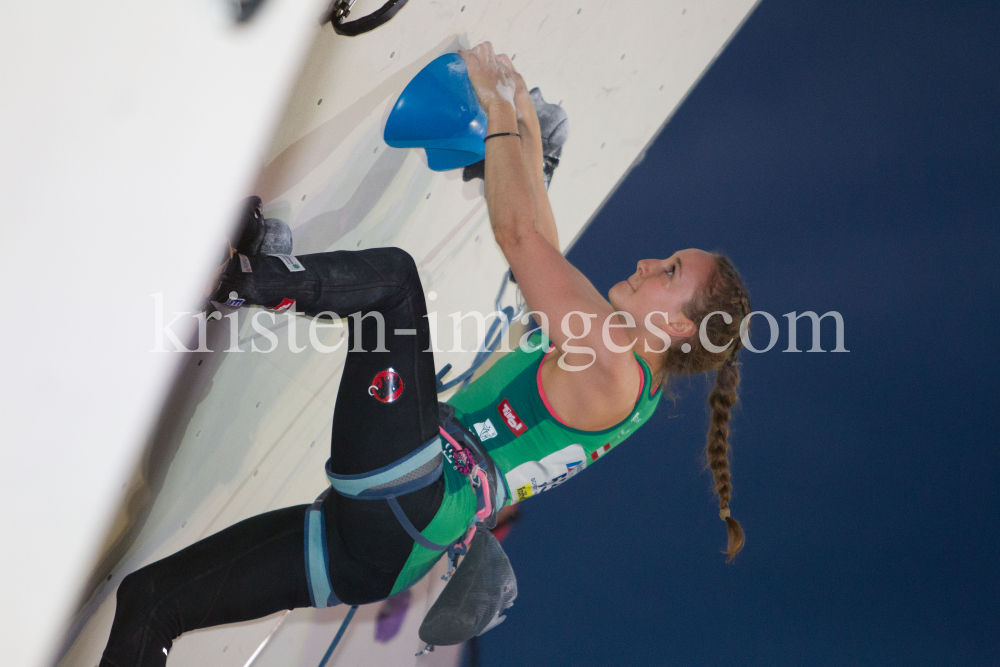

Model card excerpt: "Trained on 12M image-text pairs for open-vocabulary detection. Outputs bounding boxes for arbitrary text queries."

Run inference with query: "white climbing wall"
[0,1,759,666]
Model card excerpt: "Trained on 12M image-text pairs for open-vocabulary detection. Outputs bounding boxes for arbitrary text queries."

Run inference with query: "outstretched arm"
[508,64,560,252]
[458,44,633,372]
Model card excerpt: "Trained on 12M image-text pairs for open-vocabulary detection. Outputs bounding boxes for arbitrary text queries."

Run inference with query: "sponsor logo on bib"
[497,399,527,436]
[505,444,586,502]
[474,419,498,441]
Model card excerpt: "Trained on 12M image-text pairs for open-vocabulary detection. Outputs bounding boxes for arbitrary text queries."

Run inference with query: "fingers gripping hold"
[458,41,518,114]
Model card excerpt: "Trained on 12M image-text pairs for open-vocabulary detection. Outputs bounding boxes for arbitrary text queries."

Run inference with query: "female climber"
[99,42,751,667]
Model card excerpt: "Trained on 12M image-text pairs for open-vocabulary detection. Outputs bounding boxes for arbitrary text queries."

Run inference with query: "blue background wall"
[482,2,1000,665]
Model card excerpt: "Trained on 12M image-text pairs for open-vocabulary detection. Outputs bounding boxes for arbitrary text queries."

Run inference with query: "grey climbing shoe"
[234,196,293,257]
[418,524,517,648]
[528,87,568,189]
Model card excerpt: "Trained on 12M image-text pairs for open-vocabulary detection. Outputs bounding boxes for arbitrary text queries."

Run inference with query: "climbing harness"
[321,0,408,36]
[437,270,526,392]
[301,405,514,661]
[303,416,500,595]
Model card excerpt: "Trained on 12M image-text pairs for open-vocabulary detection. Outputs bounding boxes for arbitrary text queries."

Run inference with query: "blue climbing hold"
[384,53,487,171]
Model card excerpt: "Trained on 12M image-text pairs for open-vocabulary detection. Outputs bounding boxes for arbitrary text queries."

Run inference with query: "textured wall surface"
[28,2,759,665]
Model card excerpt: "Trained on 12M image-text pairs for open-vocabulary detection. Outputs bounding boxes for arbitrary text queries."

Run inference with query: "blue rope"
[436,305,515,392]
[317,605,358,667]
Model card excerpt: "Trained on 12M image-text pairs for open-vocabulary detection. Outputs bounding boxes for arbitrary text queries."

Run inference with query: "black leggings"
[100,248,442,667]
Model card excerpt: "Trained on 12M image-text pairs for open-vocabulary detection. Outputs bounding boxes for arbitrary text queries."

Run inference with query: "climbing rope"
[436,270,526,392]
[317,605,359,667]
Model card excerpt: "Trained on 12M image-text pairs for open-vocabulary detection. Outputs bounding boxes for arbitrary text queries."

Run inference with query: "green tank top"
[389,329,661,595]
[447,328,662,505]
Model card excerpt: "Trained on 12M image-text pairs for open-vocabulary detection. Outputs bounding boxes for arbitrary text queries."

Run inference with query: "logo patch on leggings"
[369,368,404,403]
[224,291,245,308]
[269,253,305,272]
[270,298,295,313]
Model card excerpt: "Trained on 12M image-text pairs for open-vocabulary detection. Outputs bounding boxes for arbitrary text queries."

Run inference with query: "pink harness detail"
[439,426,492,532]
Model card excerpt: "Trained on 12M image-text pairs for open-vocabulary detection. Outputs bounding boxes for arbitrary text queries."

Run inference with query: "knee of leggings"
[113,567,178,644]
[376,247,420,287]
[115,569,156,619]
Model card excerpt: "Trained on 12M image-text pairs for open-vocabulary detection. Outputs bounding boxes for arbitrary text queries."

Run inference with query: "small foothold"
[318,98,322,105]
[577,8,581,14]
[254,470,258,476]
[681,343,692,353]
[181,522,186,528]
[310,440,315,447]
[621,54,625,60]
[511,54,516,60]
[256,401,261,408]
[390,51,395,58]
[461,5,465,11]
[357,240,362,247]
[196,430,201,437]
[197,359,203,366]
[107,574,112,581]
[374,147,378,153]
[302,194,307,201]
[601,143,605,149]
[474,235,480,241]
[426,193,431,199]
[659,84,664,90]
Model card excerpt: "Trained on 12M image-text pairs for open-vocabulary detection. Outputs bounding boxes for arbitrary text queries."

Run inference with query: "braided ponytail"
[660,253,749,562]
[706,354,744,562]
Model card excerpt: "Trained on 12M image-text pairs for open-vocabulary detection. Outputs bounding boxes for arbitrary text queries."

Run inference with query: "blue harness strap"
[306,435,450,607]
[325,435,443,499]
[306,432,482,609]
[303,488,342,609]
[386,496,451,551]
